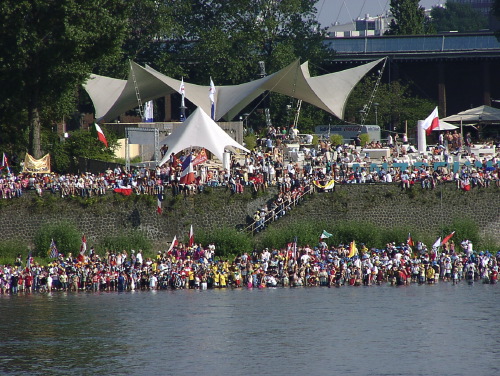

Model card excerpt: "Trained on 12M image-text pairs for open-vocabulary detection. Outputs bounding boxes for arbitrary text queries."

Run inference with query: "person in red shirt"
[24,273,33,293]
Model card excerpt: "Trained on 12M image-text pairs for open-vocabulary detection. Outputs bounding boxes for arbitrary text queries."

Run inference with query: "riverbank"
[2,240,498,295]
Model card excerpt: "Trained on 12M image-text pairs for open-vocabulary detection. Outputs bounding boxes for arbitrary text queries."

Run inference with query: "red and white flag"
[441,231,455,246]
[1,153,10,173]
[407,233,414,247]
[188,225,194,247]
[172,155,182,168]
[80,234,87,255]
[95,123,108,147]
[179,155,195,184]
[167,235,178,254]
[192,149,208,166]
[157,198,162,214]
[422,107,439,136]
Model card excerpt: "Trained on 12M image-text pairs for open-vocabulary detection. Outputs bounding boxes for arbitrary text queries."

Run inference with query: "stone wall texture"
[0,183,498,247]
[267,184,500,244]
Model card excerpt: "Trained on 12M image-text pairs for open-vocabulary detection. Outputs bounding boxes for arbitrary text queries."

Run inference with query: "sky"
[315,0,445,27]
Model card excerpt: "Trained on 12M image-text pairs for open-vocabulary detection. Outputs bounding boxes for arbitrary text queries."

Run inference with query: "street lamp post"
[373,102,379,126]
[242,113,250,133]
[358,109,366,124]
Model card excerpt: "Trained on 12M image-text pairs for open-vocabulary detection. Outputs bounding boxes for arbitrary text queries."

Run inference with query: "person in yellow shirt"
[213,270,220,287]
[219,271,227,288]
[426,265,435,284]
[188,269,195,289]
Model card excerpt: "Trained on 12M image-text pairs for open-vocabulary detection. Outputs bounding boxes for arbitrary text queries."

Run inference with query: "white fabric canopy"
[442,105,500,123]
[158,107,250,166]
[432,120,458,131]
[84,59,384,122]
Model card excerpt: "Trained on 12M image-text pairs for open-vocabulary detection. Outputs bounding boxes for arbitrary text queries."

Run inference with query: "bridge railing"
[244,184,313,235]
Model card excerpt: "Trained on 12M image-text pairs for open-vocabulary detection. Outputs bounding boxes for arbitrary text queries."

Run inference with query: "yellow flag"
[348,240,358,258]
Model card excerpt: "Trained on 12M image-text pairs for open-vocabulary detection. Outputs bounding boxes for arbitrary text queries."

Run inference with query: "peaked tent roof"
[84,59,384,123]
[432,120,458,131]
[442,105,500,123]
[158,107,250,166]
[84,61,179,123]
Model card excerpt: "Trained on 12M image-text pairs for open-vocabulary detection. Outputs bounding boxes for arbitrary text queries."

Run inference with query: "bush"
[360,133,370,146]
[477,235,500,253]
[440,217,480,249]
[331,221,382,249]
[378,226,417,249]
[97,230,152,255]
[330,134,343,146]
[243,134,257,150]
[311,135,319,146]
[33,222,81,258]
[196,227,253,259]
[0,240,30,265]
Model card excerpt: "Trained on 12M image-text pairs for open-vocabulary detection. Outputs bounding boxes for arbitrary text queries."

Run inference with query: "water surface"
[0,283,498,376]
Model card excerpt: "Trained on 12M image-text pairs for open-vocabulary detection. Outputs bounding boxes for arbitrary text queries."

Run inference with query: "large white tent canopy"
[442,105,500,123]
[158,107,250,166]
[84,58,384,123]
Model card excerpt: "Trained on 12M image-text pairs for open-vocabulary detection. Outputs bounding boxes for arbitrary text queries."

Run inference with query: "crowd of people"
[1,127,499,200]
[1,237,498,294]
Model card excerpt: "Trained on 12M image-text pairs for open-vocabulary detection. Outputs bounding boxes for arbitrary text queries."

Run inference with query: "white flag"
[209,77,216,120]
[432,237,442,249]
[179,77,185,108]
[144,101,154,122]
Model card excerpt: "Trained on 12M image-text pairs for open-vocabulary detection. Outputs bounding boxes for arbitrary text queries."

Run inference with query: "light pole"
[358,109,366,124]
[242,113,250,133]
[373,102,379,126]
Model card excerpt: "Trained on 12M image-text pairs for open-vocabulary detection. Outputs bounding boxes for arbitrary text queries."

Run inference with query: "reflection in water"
[0,284,498,376]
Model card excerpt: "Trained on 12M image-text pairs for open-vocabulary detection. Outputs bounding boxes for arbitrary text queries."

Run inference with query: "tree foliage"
[0,0,332,164]
[48,128,119,173]
[386,0,432,35]
[148,0,332,131]
[0,0,129,158]
[153,0,329,85]
[343,75,436,135]
[0,0,444,165]
[430,2,488,33]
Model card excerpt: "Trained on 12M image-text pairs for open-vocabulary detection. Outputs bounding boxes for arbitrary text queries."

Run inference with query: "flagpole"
[180,77,186,122]
[440,182,444,241]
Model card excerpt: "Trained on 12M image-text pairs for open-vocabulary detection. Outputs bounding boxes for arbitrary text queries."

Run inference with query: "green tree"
[0,0,128,159]
[386,0,431,35]
[148,0,333,131]
[49,128,118,173]
[430,2,488,33]
[344,75,436,135]
[154,0,330,85]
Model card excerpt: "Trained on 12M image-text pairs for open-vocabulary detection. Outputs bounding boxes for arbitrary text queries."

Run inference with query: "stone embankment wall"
[0,188,274,248]
[270,183,500,243]
[0,183,498,247]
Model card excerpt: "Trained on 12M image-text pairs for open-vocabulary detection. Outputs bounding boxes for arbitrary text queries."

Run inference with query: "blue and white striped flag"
[49,238,59,259]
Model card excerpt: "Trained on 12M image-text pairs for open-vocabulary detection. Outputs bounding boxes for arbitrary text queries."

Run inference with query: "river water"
[0,283,498,376]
